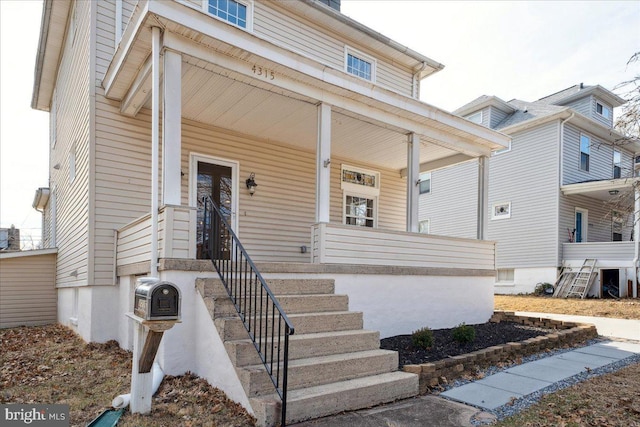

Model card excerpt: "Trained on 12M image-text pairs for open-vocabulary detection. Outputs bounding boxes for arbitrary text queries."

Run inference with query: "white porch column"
[477,155,489,240]
[316,103,331,223]
[406,133,420,232]
[150,27,161,277]
[162,50,182,205]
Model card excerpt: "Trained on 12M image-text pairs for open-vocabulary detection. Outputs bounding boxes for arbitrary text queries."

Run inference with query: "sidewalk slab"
[475,372,551,395]
[573,344,637,360]
[440,382,522,410]
[505,357,585,382]
[595,341,640,353]
[554,350,621,368]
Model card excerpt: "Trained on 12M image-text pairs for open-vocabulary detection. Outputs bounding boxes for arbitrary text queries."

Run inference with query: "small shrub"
[411,326,434,349]
[533,282,555,296]
[452,323,476,344]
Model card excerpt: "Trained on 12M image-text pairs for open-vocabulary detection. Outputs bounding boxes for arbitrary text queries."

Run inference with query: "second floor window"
[345,47,375,81]
[207,0,248,29]
[580,134,590,172]
[613,150,621,178]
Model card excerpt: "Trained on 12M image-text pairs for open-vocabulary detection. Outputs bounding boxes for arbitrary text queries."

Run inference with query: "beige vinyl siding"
[488,121,560,268]
[0,251,57,328]
[253,1,414,96]
[49,0,92,287]
[419,161,478,239]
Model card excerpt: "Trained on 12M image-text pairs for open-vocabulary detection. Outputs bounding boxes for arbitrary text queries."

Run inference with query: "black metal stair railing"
[202,196,295,426]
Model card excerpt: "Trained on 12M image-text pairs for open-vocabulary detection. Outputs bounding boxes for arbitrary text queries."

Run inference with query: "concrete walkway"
[292,314,640,427]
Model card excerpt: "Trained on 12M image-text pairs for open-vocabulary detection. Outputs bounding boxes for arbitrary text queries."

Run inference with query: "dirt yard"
[495,294,640,319]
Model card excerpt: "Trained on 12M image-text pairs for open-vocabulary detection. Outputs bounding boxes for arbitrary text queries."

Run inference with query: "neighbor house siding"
[49,0,92,287]
[489,107,509,129]
[419,161,478,239]
[562,123,626,185]
[562,96,592,118]
[592,97,613,128]
[558,194,633,263]
[488,121,560,268]
[0,251,57,328]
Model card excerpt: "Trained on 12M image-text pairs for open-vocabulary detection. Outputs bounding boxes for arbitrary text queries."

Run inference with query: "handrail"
[202,196,294,426]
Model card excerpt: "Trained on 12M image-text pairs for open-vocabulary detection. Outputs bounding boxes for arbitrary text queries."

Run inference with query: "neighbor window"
[612,211,624,241]
[344,195,375,227]
[496,269,514,282]
[491,202,511,220]
[596,102,611,119]
[580,134,590,172]
[465,111,482,124]
[419,219,430,234]
[345,47,375,81]
[206,0,249,29]
[419,172,431,194]
[613,150,621,179]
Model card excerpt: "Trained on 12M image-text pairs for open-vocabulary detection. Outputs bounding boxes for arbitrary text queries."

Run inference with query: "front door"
[191,155,238,259]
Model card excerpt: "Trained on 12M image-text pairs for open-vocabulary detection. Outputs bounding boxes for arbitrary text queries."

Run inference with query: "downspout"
[412,62,427,99]
[558,113,574,270]
[150,27,160,277]
[634,184,639,298]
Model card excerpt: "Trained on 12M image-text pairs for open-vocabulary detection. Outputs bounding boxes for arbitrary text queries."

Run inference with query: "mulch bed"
[380,322,552,367]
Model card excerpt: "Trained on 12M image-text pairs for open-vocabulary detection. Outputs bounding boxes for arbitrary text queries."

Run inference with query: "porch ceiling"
[561,178,640,201]
[147,59,460,170]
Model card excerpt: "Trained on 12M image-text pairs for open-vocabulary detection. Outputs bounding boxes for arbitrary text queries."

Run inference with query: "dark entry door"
[196,161,233,259]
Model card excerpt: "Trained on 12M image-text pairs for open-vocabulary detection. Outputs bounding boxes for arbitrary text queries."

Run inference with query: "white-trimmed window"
[496,269,514,282]
[204,0,252,30]
[341,165,380,228]
[580,134,590,172]
[345,47,375,82]
[419,172,431,194]
[465,111,482,124]
[596,101,611,119]
[419,219,430,234]
[613,150,621,179]
[492,202,511,220]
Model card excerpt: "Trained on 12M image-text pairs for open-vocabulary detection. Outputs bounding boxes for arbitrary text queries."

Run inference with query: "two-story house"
[31,0,509,423]
[421,84,640,298]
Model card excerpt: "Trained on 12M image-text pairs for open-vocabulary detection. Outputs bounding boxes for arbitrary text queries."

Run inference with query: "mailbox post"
[128,278,181,414]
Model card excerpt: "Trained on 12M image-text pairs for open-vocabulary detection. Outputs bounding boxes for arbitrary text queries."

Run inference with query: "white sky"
[0,0,639,249]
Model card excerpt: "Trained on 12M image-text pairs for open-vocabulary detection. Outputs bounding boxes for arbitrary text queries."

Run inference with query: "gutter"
[31,0,53,110]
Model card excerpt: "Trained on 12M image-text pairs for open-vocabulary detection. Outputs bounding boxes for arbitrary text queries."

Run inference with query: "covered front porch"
[104,0,508,275]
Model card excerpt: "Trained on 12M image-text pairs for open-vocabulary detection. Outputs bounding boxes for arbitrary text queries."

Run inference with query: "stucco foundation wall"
[262,272,495,338]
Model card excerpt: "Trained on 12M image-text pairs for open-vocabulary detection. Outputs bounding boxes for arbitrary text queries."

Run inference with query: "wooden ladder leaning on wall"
[554,258,597,298]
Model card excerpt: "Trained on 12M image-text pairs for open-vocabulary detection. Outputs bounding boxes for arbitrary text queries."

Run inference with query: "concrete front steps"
[195,277,418,426]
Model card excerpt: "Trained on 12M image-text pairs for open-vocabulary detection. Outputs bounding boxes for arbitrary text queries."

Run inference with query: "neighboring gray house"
[421,84,640,297]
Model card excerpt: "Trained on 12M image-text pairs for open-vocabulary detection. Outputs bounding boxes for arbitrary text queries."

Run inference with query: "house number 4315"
[252,65,275,80]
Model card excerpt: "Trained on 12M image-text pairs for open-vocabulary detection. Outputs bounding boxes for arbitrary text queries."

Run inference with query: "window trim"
[496,269,514,283]
[344,46,376,82]
[465,110,483,124]
[491,201,511,220]
[343,193,377,228]
[596,101,611,119]
[579,133,590,172]
[202,0,254,32]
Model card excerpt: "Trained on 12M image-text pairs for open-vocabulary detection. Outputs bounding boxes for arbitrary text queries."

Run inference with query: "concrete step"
[238,349,399,396]
[226,329,381,367]
[196,277,335,298]
[215,311,364,341]
[250,371,419,425]
[276,294,348,314]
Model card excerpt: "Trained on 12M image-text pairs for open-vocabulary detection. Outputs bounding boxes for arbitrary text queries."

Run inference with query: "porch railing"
[202,196,294,426]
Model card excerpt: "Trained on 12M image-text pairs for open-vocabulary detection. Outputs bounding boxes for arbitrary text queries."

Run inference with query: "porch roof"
[561,177,640,201]
[101,0,509,171]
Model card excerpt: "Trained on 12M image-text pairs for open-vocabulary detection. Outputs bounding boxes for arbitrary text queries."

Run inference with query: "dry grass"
[495,295,640,319]
[0,325,255,427]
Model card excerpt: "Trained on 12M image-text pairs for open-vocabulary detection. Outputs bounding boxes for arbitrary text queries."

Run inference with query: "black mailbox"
[134,278,181,321]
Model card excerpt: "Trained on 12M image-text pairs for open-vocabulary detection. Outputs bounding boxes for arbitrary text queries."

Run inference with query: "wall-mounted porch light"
[609,189,620,196]
[246,172,258,196]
